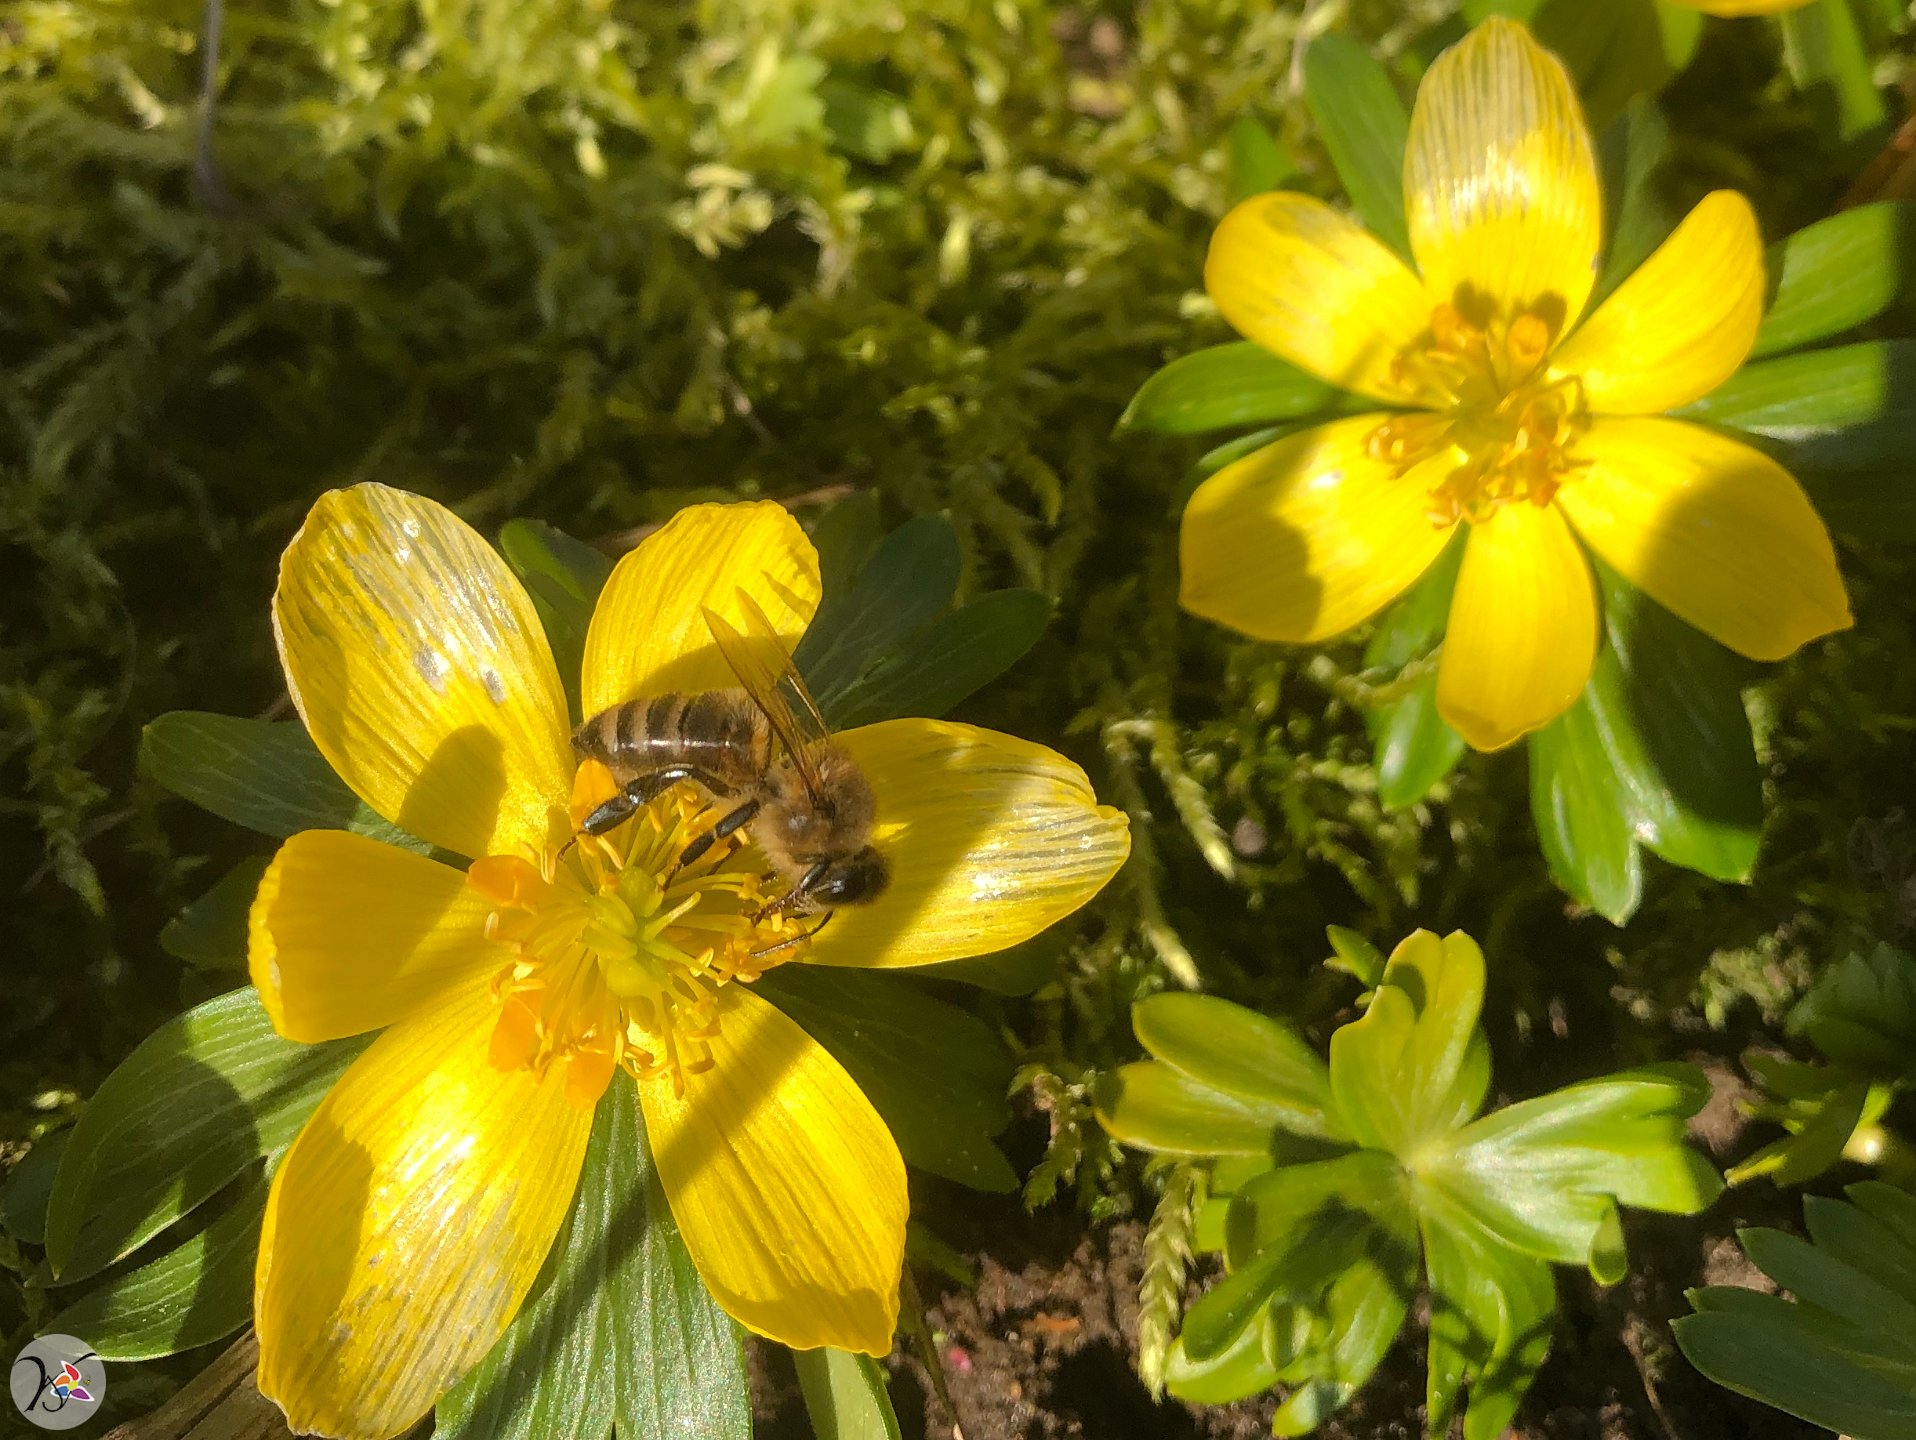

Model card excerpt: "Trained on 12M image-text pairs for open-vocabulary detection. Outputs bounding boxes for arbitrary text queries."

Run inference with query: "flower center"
[467,778,813,1107]
[1366,300,1590,527]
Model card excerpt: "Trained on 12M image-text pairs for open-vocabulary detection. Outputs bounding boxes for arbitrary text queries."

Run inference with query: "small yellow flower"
[247,485,1130,1439]
[1182,17,1851,751]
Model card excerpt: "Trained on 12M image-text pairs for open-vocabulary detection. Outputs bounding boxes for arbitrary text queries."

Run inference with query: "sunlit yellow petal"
[1205,192,1432,403]
[1553,192,1765,414]
[803,719,1130,970]
[1405,17,1602,337]
[640,986,904,1355]
[255,983,591,1440]
[580,502,821,720]
[249,830,497,1044]
[1179,417,1458,644]
[1556,417,1852,660]
[274,484,572,860]
[1665,0,1810,13]
[1437,503,1597,750]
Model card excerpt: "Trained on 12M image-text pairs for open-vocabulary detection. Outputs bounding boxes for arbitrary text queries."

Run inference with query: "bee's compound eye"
[817,872,861,903]
[816,847,890,905]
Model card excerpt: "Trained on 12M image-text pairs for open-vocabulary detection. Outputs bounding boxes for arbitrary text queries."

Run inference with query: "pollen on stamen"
[1369,299,1590,528]
[467,774,815,1106]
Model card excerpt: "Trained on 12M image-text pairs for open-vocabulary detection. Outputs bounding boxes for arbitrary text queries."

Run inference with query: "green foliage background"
[3,0,1915,1424]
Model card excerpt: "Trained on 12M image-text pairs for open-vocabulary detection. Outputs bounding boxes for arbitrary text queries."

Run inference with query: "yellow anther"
[1369,298,1587,525]
[469,783,812,1104]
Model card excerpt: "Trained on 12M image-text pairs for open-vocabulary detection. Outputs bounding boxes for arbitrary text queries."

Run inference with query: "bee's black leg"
[676,798,760,874]
[749,909,833,960]
[580,766,716,837]
[754,859,830,922]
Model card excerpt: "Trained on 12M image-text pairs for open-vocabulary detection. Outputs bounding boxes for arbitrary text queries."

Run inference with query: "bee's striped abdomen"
[572,689,768,790]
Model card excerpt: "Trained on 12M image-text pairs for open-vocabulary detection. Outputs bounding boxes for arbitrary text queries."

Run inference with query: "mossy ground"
[3,0,1914,1433]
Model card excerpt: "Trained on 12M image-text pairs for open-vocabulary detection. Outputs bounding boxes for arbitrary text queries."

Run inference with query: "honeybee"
[571,595,890,919]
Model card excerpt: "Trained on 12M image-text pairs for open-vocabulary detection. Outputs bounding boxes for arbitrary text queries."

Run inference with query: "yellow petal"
[274,484,572,860]
[1553,192,1765,414]
[580,501,821,720]
[1556,417,1852,660]
[1437,503,1597,750]
[1205,192,1433,404]
[255,983,591,1440]
[804,719,1131,969]
[1405,17,1602,337]
[1665,0,1810,13]
[249,830,499,1044]
[1179,417,1458,644]
[639,985,904,1355]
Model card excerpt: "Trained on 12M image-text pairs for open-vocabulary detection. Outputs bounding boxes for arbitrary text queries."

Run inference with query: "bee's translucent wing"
[702,595,830,802]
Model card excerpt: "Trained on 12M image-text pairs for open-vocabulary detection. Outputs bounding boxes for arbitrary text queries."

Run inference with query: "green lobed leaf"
[1788,943,1916,1076]
[140,712,427,852]
[1805,1191,1916,1302]
[1324,927,1386,988]
[1165,1318,1282,1404]
[1592,99,1678,308]
[1420,1197,1555,1440]
[918,934,1063,996]
[498,517,611,721]
[1532,0,1690,131]
[45,989,368,1283]
[1132,994,1342,1139]
[1094,1062,1348,1160]
[1588,1201,1627,1286]
[0,1130,68,1247]
[1579,561,1763,883]
[47,1164,269,1362]
[1228,114,1296,202]
[1224,1150,1409,1266]
[1118,342,1344,438]
[1852,1181,1916,1257]
[1744,1050,1844,1102]
[825,588,1052,731]
[1675,1293,1916,1440]
[796,514,961,707]
[1370,677,1467,811]
[1168,423,1305,521]
[808,491,887,599]
[1364,534,1466,809]
[1301,34,1411,259]
[1182,1207,1374,1361]
[1779,0,1889,148]
[1680,339,1916,477]
[438,1074,750,1440]
[792,1347,904,1440]
[1328,931,1490,1156]
[1418,1065,1722,1268]
[1267,1248,1414,1437]
[755,966,1017,1192]
[1528,691,1644,924]
[1741,1225,1916,1338]
[1727,1077,1871,1188]
[159,856,270,970]
[1751,203,1916,358]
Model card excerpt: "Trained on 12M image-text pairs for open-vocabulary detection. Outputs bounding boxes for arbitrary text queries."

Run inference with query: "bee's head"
[807,845,890,907]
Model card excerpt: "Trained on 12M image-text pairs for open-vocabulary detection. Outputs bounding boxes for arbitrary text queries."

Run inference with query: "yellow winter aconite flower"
[1182,17,1851,751]
[247,485,1130,1439]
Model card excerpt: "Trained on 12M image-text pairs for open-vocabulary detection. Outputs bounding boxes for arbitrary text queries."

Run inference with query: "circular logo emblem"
[9,1334,104,1430]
